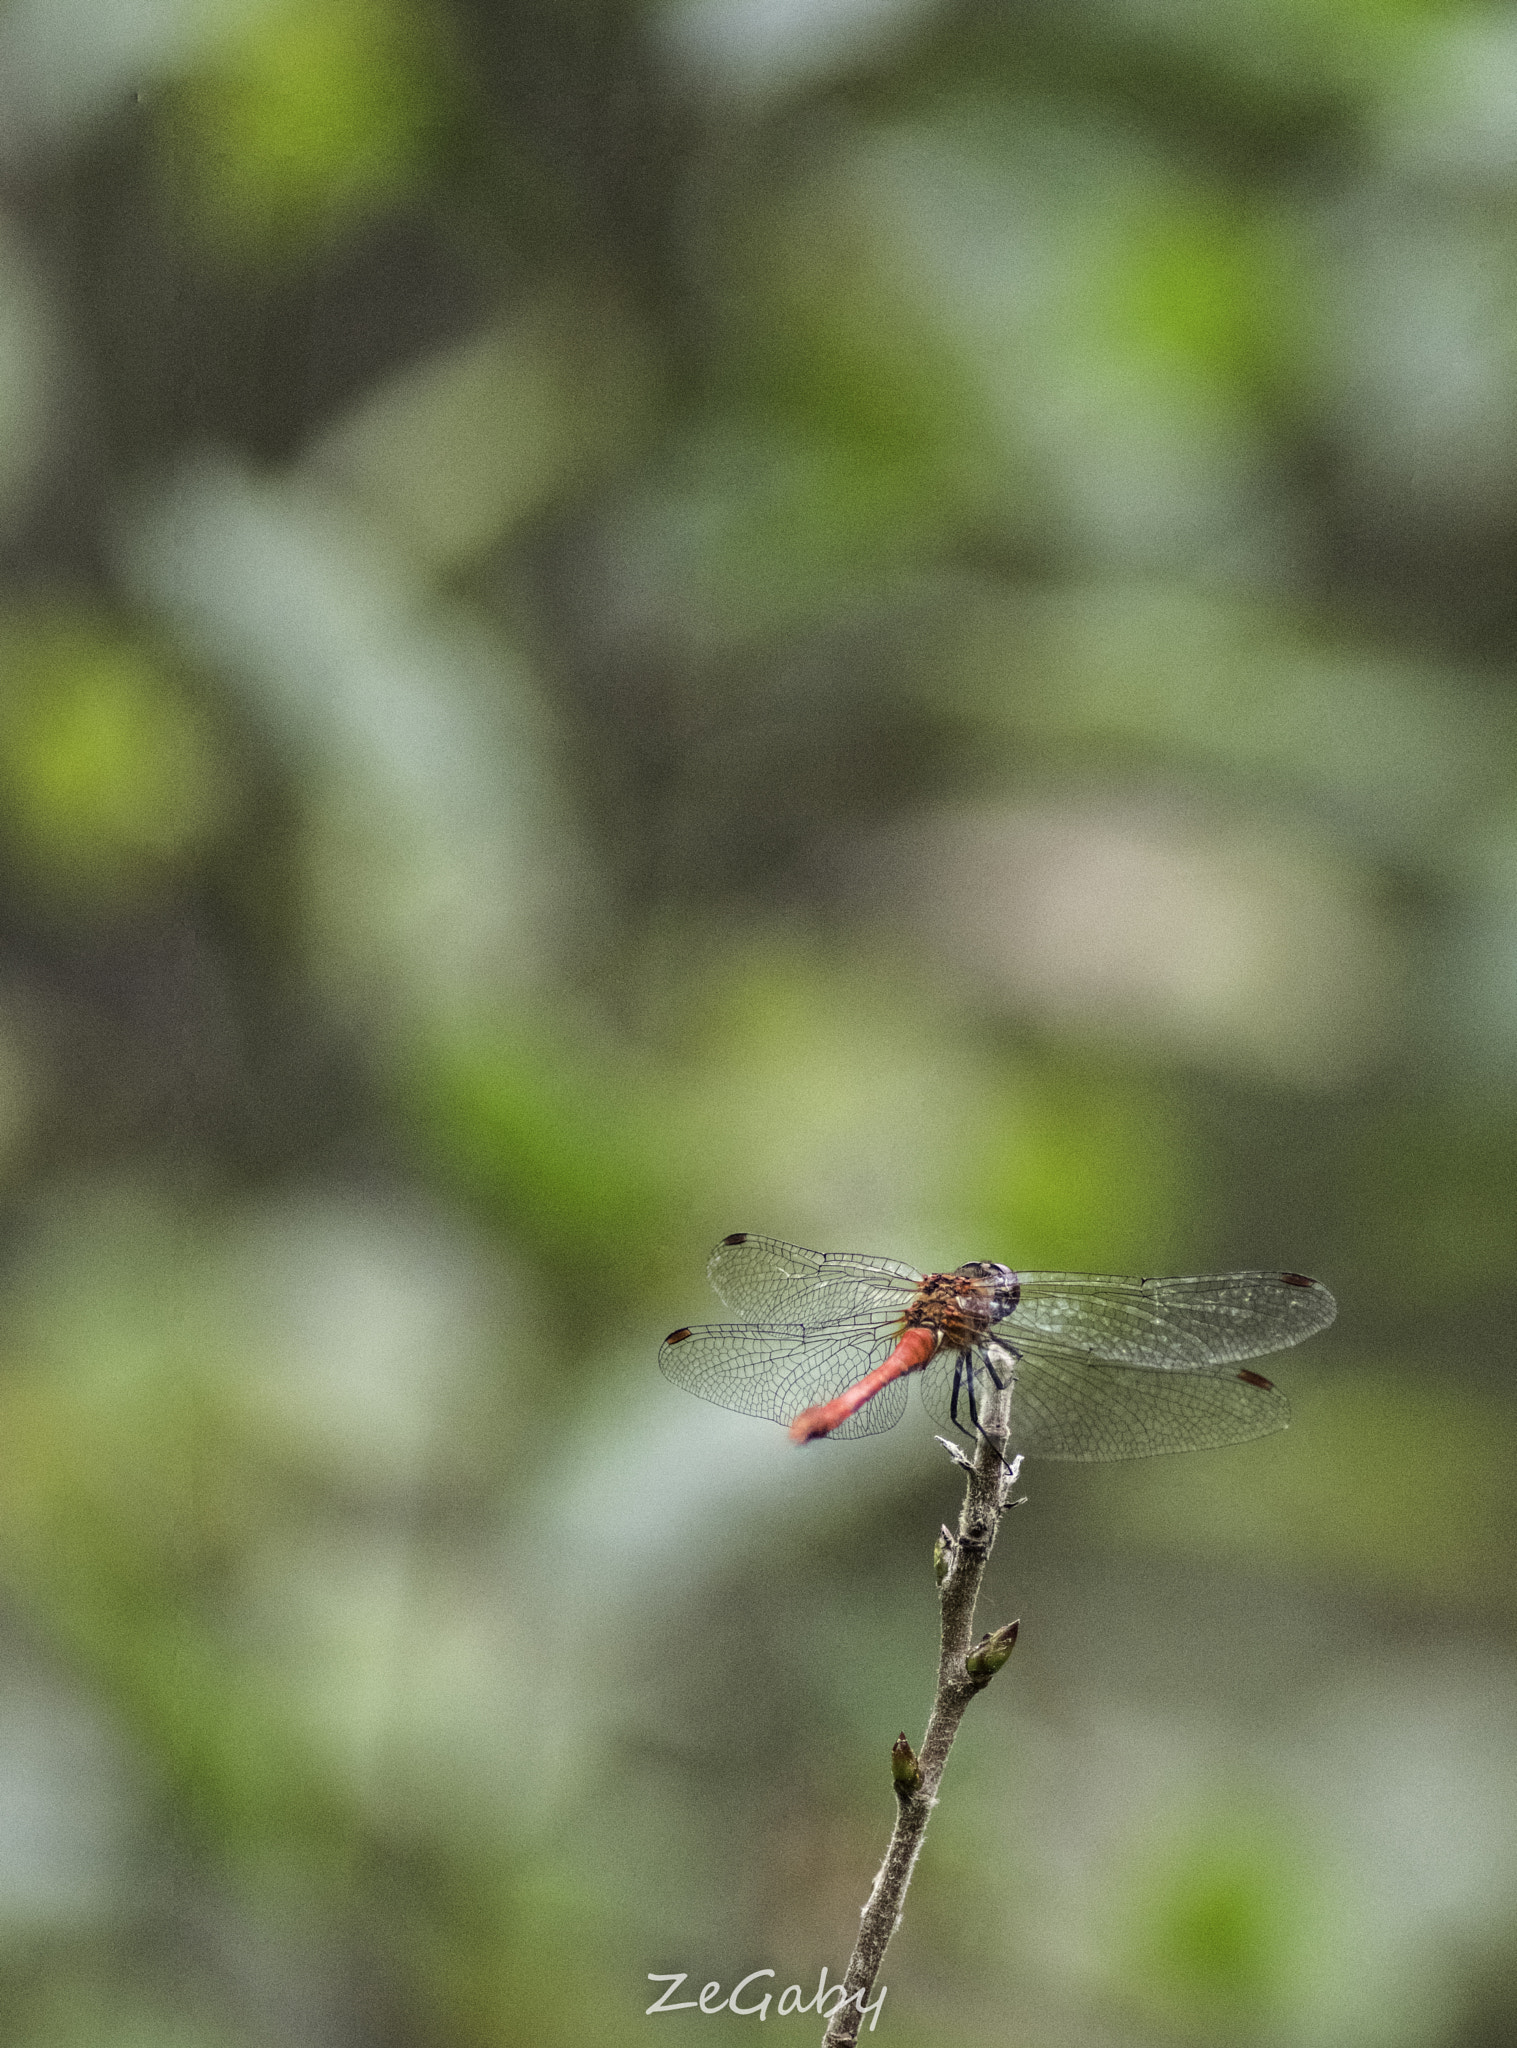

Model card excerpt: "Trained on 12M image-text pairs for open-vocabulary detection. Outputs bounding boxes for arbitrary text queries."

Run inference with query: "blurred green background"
[0,0,1514,2041]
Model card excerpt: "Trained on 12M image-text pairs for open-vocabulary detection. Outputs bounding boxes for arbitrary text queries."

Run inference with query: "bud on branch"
[890,1732,922,1795]
[965,1619,1020,1686]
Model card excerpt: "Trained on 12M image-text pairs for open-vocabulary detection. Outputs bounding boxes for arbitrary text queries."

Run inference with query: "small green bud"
[933,1526,954,1585]
[966,1619,1020,1684]
[890,1732,921,1793]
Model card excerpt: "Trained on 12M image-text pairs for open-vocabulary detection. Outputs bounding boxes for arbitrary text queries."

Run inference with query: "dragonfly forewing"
[1008,1271,1336,1367]
[707,1233,922,1325]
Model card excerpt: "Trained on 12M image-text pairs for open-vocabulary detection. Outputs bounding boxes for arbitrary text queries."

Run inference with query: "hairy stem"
[820,1364,1020,2046]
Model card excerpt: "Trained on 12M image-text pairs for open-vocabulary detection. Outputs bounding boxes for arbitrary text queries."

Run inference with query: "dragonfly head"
[955,1261,1020,1325]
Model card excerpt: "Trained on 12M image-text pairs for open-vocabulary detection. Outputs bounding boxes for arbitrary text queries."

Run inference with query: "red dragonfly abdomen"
[789,1325,938,1442]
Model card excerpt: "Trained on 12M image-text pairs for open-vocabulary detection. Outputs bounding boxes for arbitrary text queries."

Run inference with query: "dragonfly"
[660,1234,1336,1459]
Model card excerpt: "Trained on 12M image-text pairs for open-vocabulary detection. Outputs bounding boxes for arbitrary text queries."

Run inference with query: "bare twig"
[820,1355,1022,2046]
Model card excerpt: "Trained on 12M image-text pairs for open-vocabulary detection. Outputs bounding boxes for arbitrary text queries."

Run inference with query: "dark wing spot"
[1236,1368,1275,1389]
[666,1327,693,1344]
[722,1232,748,1246]
[1280,1272,1315,1287]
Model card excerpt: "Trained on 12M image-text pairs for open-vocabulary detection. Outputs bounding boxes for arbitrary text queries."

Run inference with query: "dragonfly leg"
[964,1356,983,1437]
[969,1345,1021,1476]
[944,1348,1019,1477]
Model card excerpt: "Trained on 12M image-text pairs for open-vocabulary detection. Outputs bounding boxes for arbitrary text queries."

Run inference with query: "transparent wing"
[1007,1271,1335,1367]
[917,1335,1285,1466]
[660,1317,911,1439]
[705,1234,921,1326]
[918,1336,1289,1460]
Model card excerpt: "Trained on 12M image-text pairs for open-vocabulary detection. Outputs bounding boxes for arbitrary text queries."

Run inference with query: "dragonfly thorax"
[909,1262,1020,1350]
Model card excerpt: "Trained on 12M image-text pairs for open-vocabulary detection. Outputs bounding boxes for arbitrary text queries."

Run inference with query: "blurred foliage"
[158,0,453,259]
[0,616,231,897]
[412,1018,689,1288]
[1097,191,1308,406]
[1112,1805,1323,2031]
[1353,1093,1517,1301]
[973,1055,1201,1274]
[0,0,1515,2044]
[1105,1365,1517,1613]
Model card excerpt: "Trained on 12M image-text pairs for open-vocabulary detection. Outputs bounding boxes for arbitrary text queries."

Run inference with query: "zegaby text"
[646,1968,886,2031]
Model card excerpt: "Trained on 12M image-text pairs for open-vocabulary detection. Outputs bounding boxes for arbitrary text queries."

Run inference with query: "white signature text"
[647,1967,886,2031]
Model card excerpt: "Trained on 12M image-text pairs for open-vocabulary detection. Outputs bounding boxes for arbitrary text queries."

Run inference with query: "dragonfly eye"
[955,1261,1020,1322]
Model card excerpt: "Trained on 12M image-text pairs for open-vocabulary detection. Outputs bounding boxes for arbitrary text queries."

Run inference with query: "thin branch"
[820,1357,1023,2046]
